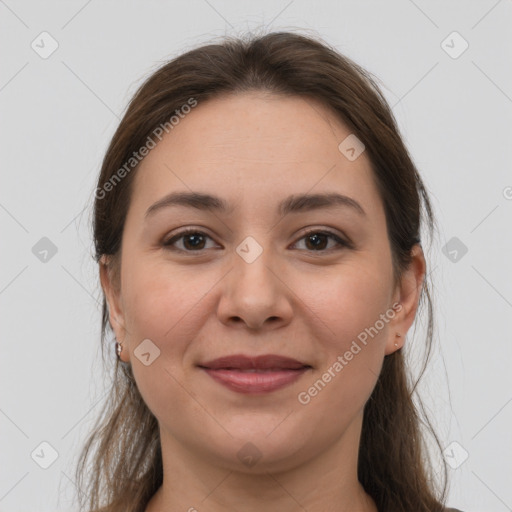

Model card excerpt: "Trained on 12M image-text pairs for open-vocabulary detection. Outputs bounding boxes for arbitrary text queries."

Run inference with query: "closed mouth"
[198,354,311,371]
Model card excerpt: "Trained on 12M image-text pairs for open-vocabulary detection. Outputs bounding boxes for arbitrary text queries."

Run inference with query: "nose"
[216,240,293,331]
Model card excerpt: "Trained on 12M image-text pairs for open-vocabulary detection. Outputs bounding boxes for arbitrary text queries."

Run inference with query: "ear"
[384,244,426,355]
[99,254,130,363]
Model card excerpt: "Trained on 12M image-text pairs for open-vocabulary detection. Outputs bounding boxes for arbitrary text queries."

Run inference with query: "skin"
[100,91,425,512]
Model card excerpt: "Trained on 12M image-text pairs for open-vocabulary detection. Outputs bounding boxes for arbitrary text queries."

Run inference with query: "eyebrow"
[144,191,366,220]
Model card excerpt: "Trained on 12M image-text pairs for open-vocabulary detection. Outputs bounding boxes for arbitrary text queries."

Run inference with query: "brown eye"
[162,228,350,254]
[293,230,348,252]
[163,230,216,252]
[304,232,329,250]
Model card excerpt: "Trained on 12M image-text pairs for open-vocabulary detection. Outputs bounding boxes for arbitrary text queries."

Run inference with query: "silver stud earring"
[116,341,123,359]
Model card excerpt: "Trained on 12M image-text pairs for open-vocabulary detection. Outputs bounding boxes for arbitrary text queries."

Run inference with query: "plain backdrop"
[1,1,511,511]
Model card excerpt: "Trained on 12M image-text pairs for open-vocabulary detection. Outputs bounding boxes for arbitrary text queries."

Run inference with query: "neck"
[145,412,378,512]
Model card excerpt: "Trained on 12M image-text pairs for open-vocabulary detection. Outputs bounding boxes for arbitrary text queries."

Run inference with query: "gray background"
[1,1,511,511]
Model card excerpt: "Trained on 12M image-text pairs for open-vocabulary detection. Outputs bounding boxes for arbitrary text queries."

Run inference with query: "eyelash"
[162,228,351,254]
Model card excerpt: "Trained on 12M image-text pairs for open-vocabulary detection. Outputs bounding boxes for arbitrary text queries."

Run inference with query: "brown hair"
[76,29,449,512]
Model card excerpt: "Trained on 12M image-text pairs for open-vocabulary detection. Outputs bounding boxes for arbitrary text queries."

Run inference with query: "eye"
[162,227,350,254]
[291,229,349,252]
[163,228,218,252]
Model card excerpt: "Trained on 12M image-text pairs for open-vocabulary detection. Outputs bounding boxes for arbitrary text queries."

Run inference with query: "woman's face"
[101,91,424,472]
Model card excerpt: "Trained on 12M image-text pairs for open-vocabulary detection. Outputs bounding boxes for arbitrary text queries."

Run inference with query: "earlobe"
[384,327,404,356]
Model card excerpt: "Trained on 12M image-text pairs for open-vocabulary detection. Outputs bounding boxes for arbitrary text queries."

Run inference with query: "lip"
[198,354,312,394]
[199,354,309,370]
[201,367,310,394]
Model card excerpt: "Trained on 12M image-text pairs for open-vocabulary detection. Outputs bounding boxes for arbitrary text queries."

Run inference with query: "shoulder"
[445,508,464,512]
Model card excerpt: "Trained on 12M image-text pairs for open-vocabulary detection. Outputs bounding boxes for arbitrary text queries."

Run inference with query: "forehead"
[140,92,355,166]
[130,92,383,223]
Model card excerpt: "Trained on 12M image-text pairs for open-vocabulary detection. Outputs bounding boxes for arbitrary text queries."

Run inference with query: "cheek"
[122,267,208,424]
[295,259,393,351]
[123,261,209,342]
[296,271,390,418]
